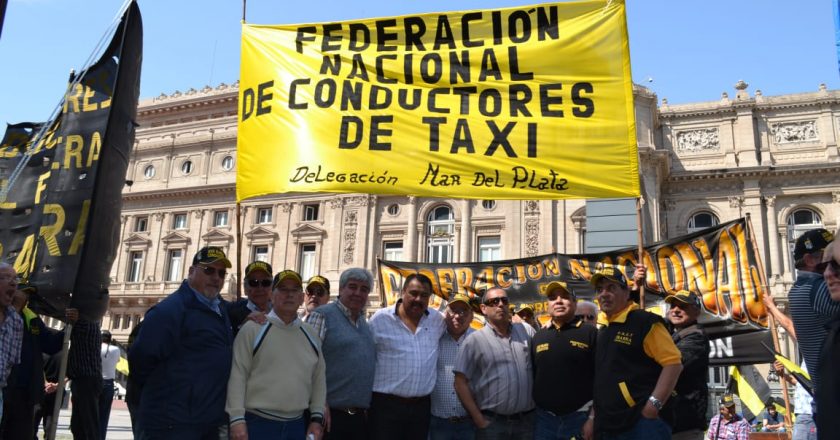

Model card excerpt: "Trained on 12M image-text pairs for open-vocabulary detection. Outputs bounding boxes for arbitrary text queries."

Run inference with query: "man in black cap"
[129,246,234,440]
[228,261,273,335]
[302,275,330,322]
[664,290,709,440]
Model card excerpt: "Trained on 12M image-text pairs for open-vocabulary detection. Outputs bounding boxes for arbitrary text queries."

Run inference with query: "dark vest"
[594,309,664,434]
[320,302,376,409]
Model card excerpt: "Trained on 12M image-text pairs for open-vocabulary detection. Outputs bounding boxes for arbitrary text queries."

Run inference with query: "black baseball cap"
[192,246,232,268]
[245,261,273,277]
[793,228,833,262]
[665,290,701,308]
[273,270,303,288]
[589,267,628,288]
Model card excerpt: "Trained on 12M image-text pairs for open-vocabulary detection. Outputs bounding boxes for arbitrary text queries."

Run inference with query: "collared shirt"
[307,300,364,341]
[793,361,812,415]
[101,343,121,380]
[68,319,102,379]
[0,305,23,386]
[706,414,751,440]
[598,302,681,366]
[532,317,597,415]
[431,328,474,418]
[191,287,222,316]
[267,309,300,328]
[369,301,446,397]
[787,271,839,390]
[453,322,536,415]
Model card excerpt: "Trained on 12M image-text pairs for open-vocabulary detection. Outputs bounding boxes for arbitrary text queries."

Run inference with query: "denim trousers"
[599,417,670,440]
[244,412,305,440]
[534,408,588,440]
[475,410,535,440]
[429,415,475,440]
[792,413,817,440]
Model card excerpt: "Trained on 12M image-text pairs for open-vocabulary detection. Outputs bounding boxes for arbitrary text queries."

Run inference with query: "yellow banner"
[237,0,638,201]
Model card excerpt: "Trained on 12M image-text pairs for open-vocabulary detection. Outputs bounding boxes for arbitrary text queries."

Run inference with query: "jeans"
[475,410,535,440]
[429,415,476,440]
[534,408,588,440]
[139,424,221,440]
[244,412,304,440]
[792,413,817,440]
[99,378,115,440]
[599,417,670,440]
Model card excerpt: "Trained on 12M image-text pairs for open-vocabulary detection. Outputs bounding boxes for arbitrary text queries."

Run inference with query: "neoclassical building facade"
[101,80,840,354]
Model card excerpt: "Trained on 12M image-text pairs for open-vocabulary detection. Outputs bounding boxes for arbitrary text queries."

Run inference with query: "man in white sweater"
[226,270,327,440]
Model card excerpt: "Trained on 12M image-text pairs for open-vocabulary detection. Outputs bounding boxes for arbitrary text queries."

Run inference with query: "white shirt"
[369,302,445,397]
[101,344,121,380]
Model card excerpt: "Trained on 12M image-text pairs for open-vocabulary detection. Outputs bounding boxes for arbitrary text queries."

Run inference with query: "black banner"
[0,2,142,321]
[379,218,768,343]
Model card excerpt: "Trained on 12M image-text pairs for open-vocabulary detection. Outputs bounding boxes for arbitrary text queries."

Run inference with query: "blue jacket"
[128,281,233,431]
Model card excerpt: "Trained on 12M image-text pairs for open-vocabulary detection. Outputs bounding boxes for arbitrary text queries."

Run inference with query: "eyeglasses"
[197,265,226,278]
[577,314,596,321]
[483,296,510,307]
[816,259,840,274]
[247,279,272,288]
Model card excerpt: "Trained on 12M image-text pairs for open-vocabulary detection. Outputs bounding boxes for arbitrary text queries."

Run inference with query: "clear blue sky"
[1,0,838,128]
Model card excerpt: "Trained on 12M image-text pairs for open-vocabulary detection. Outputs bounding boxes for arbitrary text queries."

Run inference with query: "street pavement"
[39,400,134,440]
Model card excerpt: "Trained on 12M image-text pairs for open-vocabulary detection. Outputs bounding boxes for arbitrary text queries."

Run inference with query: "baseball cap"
[589,267,628,288]
[448,293,471,307]
[793,228,834,261]
[245,261,273,278]
[273,270,302,288]
[665,290,701,308]
[541,281,574,298]
[720,394,736,407]
[192,246,232,268]
[307,275,330,291]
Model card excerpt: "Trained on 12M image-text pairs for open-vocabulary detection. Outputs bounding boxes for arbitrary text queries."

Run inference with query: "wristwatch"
[648,395,663,411]
[310,415,325,427]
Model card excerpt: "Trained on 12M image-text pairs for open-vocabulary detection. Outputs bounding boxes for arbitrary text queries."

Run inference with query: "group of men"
[120,244,719,440]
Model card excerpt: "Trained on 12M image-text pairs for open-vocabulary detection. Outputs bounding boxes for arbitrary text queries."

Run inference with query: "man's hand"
[633,264,647,289]
[44,382,58,394]
[246,312,267,325]
[65,308,79,323]
[323,406,331,433]
[582,417,594,440]
[640,401,659,419]
[773,360,785,375]
[306,421,323,440]
[230,422,248,440]
[475,417,491,429]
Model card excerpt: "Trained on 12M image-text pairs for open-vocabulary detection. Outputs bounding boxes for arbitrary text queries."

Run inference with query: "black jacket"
[817,314,840,439]
[665,323,709,433]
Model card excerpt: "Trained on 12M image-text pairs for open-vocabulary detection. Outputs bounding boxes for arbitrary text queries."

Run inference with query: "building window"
[213,211,228,227]
[111,314,121,330]
[143,165,155,179]
[127,251,143,283]
[252,245,269,263]
[478,236,501,262]
[257,207,272,224]
[687,211,719,234]
[166,249,183,282]
[384,241,404,261]
[709,366,729,388]
[299,244,317,280]
[303,204,319,221]
[221,155,234,171]
[181,160,193,175]
[387,204,399,216]
[481,200,496,210]
[173,213,187,230]
[123,314,131,330]
[427,205,454,263]
[134,216,148,232]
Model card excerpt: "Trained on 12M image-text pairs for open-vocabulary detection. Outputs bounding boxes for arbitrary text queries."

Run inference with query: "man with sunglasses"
[532,281,597,440]
[663,290,709,440]
[130,246,234,440]
[302,275,330,322]
[368,273,446,440]
[589,267,682,440]
[228,261,274,335]
[575,301,599,327]
[817,240,840,438]
[454,287,536,440]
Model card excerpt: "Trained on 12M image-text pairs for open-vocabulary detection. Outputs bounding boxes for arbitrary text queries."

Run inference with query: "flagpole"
[636,197,645,309]
[235,202,242,299]
[746,213,792,436]
[242,0,247,23]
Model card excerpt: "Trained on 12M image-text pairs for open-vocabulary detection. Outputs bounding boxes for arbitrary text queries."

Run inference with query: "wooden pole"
[746,213,792,437]
[636,197,645,309]
[46,322,72,440]
[236,202,242,299]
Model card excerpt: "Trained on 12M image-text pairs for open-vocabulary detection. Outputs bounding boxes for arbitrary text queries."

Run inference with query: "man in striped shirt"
[0,264,23,424]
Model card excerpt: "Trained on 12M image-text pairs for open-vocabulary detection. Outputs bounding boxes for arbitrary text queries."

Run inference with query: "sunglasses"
[247,279,272,288]
[197,265,226,278]
[577,314,596,321]
[306,289,328,297]
[483,296,510,307]
[816,259,840,274]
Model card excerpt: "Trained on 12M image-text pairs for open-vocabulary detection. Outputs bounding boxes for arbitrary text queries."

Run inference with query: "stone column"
[764,196,781,283]
[780,230,792,282]
[407,196,418,262]
[459,200,472,262]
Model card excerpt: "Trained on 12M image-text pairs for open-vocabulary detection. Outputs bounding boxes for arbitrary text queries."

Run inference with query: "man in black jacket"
[227,261,273,335]
[664,290,709,440]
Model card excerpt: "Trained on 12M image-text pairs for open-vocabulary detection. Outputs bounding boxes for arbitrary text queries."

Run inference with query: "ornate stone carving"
[345,210,358,225]
[192,210,204,219]
[278,202,292,213]
[329,197,344,209]
[833,191,840,204]
[676,128,720,153]
[120,215,127,224]
[524,200,539,214]
[346,196,370,207]
[343,229,356,264]
[763,196,776,207]
[728,196,744,208]
[770,120,818,144]
[525,219,540,257]
[153,212,164,221]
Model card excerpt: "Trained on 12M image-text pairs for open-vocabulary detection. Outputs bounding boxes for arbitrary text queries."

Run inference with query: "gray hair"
[576,300,599,314]
[339,267,374,290]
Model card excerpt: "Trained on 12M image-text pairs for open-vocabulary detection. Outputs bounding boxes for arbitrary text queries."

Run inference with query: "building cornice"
[667,163,840,182]
[123,183,235,201]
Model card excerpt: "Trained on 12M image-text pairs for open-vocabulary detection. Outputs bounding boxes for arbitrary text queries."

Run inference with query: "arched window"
[426,205,454,263]
[687,211,719,234]
[221,155,234,171]
[787,207,823,249]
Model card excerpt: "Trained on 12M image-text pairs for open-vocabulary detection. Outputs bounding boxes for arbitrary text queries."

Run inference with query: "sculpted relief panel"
[770,120,818,144]
[675,128,720,153]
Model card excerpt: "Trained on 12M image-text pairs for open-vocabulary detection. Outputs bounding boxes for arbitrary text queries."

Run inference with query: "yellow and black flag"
[728,365,782,422]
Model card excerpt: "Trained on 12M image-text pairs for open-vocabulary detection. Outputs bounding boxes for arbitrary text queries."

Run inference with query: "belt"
[482,409,535,421]
[331,407,366,416]
[372,392,430,404]
[444,415,470,423]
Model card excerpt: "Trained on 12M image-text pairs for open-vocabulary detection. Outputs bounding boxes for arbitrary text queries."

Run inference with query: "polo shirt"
[532,317,597,415]
[787,271,839,391]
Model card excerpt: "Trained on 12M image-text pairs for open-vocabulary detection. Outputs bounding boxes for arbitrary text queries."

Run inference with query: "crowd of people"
[0,224,837,440]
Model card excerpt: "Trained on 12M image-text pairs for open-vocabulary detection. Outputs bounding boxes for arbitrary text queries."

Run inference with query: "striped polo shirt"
[788,271,840,390]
